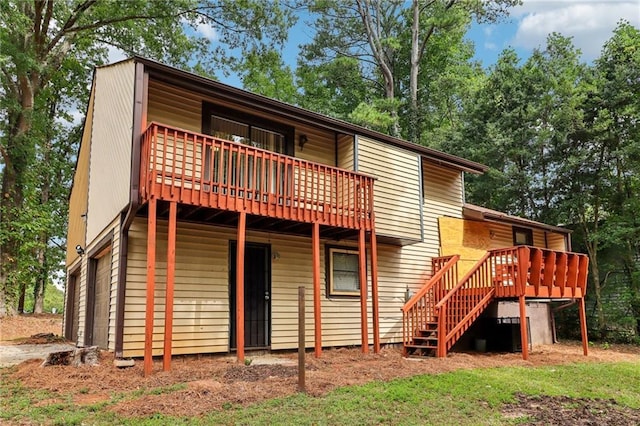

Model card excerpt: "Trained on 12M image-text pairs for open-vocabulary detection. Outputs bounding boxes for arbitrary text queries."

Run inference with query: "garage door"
[92,249,111,349]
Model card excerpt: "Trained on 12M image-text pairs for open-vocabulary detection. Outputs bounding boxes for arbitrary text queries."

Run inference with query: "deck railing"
[403,246,590,357]
[401,255,459,352]
[140,123,375,230]
[435,252,495,356]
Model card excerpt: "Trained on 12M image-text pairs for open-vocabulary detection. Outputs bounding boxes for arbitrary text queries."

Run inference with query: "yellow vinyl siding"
[337,134,354,170]
[147,79,336,167]
[86,60,135,242]
[108,225,120,351]
[66,83,95,266]
[294,123,335,165]
[357,136,422,242]
[423,160,464,258]
[147,80,201,131]
[124,219,230,357]
[439,217,570,273]
[62,258,82,345]
[546,232,567,251]
[121,152,470,355]
[486,222,514,248]
[122,219,449,356]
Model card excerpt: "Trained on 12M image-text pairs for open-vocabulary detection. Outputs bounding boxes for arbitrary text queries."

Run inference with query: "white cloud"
[485,41,498,50]
[484,25,496,36]
[195,22,218,41]
[512,1,640,60]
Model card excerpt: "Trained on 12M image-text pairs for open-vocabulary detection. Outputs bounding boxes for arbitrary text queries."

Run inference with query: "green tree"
[568,21,640,336]
[447,34,586,222]
[298,0,518,141]
[0,0,294,315]
[235,49,298,104]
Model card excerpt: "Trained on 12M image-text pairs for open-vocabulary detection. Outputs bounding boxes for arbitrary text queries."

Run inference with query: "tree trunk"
[17,281,27,314]
[409,0,420,143]
[34,236,48,314]
[0,163,23,317]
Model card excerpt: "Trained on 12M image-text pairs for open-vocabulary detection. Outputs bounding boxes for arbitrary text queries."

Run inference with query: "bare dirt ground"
[2,314,640,422]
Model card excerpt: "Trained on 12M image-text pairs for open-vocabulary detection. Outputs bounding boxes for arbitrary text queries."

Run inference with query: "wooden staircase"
[402,246,590,358]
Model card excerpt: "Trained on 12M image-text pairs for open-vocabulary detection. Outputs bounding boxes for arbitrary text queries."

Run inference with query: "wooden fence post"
[298,286,306,392]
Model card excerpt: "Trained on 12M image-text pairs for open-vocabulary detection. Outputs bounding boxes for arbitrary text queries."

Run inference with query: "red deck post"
[578,297,589,356]
[370,228,380,354]
[312,222,322,357]
[144,197,157,377]
[236,211,246,363]
[358,228,369,353]
[163,201,177,371]
[518,295,529,360]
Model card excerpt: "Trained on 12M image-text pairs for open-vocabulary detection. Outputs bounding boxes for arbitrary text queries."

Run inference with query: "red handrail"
[435,253,494,357]
[140,122,375,230]
[401,255,459,351]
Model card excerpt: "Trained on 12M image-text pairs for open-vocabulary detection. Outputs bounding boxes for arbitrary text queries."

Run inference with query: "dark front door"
[229,242,271,349]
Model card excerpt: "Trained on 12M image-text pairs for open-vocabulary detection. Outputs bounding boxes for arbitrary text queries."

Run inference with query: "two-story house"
[64,58,589,375]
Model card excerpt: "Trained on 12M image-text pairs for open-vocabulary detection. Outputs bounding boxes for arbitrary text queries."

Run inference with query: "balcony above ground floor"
[139,123,376,232]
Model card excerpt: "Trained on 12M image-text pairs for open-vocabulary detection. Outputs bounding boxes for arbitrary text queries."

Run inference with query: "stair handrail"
[401,255,460,313]
[434,252,491,310]
[435,252,495,357]
[401,255,459,353]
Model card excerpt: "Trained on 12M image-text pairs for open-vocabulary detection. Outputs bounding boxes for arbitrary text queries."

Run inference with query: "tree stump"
[41,346,100,367]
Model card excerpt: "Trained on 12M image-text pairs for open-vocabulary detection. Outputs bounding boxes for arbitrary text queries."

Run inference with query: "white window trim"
[328,247,361,297]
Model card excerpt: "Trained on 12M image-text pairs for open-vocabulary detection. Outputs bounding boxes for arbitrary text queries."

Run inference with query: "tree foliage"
[296,0,518,142]
[445,21,640,338]
[0,0,294,315]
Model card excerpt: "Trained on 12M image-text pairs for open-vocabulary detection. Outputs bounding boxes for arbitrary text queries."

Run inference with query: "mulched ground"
[2,314,640,421]
[6,343,640,419]
[0,313,62,343]
[502,393,640,425]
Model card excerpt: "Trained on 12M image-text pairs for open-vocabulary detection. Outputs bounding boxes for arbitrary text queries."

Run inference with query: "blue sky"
[200,0,639,88]
[468,0,640,66]
[106,0,639,88]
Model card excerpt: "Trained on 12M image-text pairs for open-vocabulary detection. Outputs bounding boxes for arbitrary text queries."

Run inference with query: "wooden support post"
[144,197,157,377]
[312,222,322,358]
[519,295,529,360]
[298,286,306,392]
[370,229,380,354]
[236,211,246,363]
[358,228,369,353]
[578,297,589,356]
[163,201,177,371]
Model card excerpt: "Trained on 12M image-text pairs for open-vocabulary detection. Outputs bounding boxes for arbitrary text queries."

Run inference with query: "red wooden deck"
[402,246,590,359]
[140,123,375,230]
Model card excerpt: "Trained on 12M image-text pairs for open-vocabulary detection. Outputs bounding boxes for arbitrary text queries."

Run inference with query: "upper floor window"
[513,227,533,246]
[202,103,294,155]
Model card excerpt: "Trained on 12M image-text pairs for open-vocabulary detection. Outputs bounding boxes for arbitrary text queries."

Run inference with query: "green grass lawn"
[2,361,639,425]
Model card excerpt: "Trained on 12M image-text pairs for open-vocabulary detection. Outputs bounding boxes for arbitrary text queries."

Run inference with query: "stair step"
[413,336,438,343]
[422,322,438,330]
[405,343,437,350]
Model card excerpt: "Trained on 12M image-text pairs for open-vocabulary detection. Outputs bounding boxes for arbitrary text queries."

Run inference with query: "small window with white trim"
[327,247,360,297]
[513,227,533,246]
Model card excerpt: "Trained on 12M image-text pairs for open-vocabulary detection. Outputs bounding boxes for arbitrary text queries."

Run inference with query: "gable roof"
[130,56,487,174]
[463,204,571,234]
